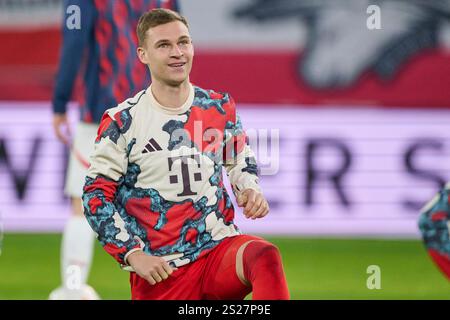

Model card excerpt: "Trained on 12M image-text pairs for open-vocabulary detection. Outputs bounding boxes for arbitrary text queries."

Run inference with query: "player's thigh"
[202,235,264,300]
[130,259,204,300]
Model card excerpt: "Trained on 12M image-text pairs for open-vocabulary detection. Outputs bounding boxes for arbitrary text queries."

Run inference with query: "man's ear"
[137,47,147,64]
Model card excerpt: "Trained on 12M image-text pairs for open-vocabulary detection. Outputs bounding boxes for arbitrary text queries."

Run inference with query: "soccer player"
[418,184,450,280]
[82,8,290,299]
[50,0,180,299]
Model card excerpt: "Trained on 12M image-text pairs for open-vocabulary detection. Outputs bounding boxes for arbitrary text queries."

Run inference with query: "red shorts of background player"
[130,234,265,300]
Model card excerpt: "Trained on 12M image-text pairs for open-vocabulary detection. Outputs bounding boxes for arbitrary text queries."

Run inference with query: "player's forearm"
[227,165,261,197]
[225,144,261,197]
[52,46,82,115]
[52,34,85,113]
[82,175,140,265]
[223,107,262,196]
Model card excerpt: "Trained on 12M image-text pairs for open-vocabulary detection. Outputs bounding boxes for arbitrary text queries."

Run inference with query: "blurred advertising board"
[1,103,449,237]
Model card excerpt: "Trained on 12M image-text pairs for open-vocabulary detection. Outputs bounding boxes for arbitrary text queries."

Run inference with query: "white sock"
[61,215,95,290]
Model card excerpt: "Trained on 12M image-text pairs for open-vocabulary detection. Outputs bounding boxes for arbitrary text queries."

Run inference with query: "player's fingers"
[53,116,71,145]
[155,264,169,280]
[237,193,247,207]
[54,124,69,145]
[249,200,264,219]
[251,200,267,219]
[244,191,257,215]
[145,273,157,285]
[169,262,179,272]
[65,120,72,137]
[259,201,270,218]
[162,261,177,276]
[150,270,163,283]
[64,123,72,145]
[260,202,270,218]
[247,195,262,217]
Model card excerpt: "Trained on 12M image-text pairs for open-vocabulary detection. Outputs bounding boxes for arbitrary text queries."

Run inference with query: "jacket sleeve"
[82,112,142,265]
[418,184,450,247]
[223,96,262,199]
[52,0,96,114]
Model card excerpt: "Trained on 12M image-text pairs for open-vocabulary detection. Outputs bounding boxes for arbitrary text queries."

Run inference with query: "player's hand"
[53,113,71,145]
[237,189,269,220]
[127,251,178,286]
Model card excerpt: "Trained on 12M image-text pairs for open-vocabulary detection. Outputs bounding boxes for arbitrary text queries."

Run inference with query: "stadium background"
[0,0,449,299]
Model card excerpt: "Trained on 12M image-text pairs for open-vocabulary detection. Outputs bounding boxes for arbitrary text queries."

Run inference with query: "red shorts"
[130,234,265,300]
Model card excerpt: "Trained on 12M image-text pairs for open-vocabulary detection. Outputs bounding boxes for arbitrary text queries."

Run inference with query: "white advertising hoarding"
[0,102,449,237]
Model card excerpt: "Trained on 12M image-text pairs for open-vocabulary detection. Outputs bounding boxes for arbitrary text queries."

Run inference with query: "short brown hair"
[137,8,189,46]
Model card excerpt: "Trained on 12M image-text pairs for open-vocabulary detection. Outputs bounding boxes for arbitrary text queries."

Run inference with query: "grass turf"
[0,233,448,299]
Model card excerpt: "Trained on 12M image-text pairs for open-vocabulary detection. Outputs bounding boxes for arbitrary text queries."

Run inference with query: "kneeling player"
[82,9,290,299]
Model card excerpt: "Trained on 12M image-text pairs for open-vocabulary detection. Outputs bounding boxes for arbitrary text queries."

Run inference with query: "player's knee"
[247,241,282,265]
[261,242,282,263]
[258,241,279,255]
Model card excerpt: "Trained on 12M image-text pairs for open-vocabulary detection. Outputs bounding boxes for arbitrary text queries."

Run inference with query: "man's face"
[138,21,194,87]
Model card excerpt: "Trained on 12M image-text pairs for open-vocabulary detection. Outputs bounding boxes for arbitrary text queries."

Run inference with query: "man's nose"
[170,44,184,57]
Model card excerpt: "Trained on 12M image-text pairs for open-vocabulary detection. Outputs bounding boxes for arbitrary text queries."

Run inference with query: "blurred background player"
[419,184,450,281]
[50,0,180,300]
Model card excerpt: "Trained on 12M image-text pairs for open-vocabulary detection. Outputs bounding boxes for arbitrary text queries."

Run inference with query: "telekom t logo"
[168,154,202,196]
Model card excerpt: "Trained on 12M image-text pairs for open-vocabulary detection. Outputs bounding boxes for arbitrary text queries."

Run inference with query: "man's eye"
[159,43,169,48]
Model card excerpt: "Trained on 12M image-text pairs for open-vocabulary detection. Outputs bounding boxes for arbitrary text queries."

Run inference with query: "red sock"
[428,249,450,280]
[243,240,290,300]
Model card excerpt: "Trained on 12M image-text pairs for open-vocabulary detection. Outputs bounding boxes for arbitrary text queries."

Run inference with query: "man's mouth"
[168,62,186,68]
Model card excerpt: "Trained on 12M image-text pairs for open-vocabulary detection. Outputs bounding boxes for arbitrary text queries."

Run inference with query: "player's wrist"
[125,249,145,266]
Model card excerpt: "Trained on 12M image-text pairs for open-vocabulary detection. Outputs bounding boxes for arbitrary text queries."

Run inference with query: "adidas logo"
[142,138,162,153]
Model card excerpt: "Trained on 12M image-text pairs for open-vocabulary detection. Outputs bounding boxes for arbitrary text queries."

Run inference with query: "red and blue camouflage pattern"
[82,86,258,266]
[418,187,450,279]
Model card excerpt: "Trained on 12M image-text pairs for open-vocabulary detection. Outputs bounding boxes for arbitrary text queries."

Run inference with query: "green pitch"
[0,234,448,299]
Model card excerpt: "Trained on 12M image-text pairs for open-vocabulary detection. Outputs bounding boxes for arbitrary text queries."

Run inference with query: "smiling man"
[82,8,289,300]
